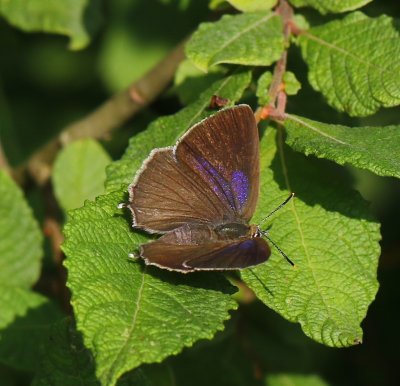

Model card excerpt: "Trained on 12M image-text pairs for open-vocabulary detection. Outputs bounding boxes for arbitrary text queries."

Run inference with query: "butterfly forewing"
[128,148,231,232]
[176,105,260,222]
[129,105,260,233]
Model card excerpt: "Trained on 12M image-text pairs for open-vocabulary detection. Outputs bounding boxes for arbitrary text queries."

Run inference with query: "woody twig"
[25,39,186,186]
[255,0,297,123]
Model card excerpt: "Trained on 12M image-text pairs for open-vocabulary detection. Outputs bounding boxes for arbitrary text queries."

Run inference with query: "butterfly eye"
[253,228,262,238]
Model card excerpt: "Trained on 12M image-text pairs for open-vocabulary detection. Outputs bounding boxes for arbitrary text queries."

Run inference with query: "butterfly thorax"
[214,222,260,240]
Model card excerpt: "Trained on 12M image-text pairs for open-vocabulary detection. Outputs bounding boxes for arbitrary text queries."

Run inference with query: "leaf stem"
[255,0,294,123]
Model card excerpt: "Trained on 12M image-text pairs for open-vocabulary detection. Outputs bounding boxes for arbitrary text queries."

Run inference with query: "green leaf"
[63,190,237,386]
[0,291,61,371]
[209,0,230,11]
[241,127,380,347]
[298,12,400,116]
[98,23,171,92]
[227,0,277,12]
[283,114,400,179]
[0,172,61,371]
[52,139,111,212]
[32,318,98,386]
[0,0,101,50]
[283,72,301,96]
[266,374,330,386]
[292,14,309,30]
[105,69,252,192]
[256,71,273,105]
[186,12,284,71]
[0,171,42,289]
[256,71,301,105]
[98,1,208,92]
[0,287,42,331]
[290,0,371,14]
[33,317,161,386]
[173,60,227,105]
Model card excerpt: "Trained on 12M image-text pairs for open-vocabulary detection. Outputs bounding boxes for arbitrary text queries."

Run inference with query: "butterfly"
[125,104,293,272]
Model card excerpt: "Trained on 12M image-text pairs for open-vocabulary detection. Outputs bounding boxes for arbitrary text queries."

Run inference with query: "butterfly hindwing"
[140,232,270,272]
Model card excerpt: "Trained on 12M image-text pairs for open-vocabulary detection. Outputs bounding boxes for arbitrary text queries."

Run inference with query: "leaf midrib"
[302,28,396,77]
[209,13,276,65]
[102,74,247,382]
[285,114,348,145]
[102,267,147,385]
[285,115,400,173]
[277,127,339,334]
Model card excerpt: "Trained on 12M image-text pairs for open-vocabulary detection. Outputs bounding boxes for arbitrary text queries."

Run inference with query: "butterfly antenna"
[262,231,295,267]
[259,193,295,227]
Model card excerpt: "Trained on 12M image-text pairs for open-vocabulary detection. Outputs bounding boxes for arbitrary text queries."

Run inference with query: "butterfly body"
[214,222,261,240]
[128,105,271,272]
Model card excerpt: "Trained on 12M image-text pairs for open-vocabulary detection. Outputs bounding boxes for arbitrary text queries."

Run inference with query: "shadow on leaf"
[270,131,376,222]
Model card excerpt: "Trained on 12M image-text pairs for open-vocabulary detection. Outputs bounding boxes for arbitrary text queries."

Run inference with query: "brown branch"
[26,39,187,186]
[0,139,11,175]
[255,0,294,123]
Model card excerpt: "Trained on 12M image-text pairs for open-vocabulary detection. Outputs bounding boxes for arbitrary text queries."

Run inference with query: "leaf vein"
[103,267,147,384]
[209,13,275,65]
[284,115,348,145]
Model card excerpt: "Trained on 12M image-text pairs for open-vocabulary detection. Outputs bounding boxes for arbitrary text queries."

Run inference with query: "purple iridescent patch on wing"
[193,156,249,213]
[194,156,236,210]
[239,239,254,250]
[231,171,248,210]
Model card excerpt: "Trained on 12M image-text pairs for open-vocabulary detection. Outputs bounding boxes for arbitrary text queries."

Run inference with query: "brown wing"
[184,238,270,270]
[128,105,259,233]
[128,148,236,232]
[139,226,270,272]
[175,104,259,221]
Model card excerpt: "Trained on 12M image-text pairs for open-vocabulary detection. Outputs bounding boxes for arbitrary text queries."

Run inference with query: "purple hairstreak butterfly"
[122,104,294,272]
